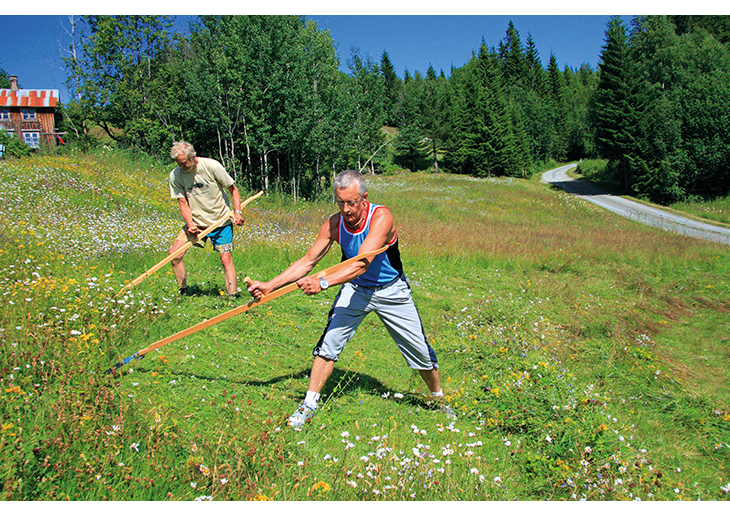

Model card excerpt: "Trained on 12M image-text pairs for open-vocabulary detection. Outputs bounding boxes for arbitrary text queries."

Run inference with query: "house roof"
[0,89,59,108]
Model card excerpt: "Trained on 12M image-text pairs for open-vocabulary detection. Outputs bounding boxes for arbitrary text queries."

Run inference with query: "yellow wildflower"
[309,481,331,496]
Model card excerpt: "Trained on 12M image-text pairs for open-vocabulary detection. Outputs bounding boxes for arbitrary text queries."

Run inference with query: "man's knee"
[169,245,186,264]
[220,252,234,268]
[313,355,335,366]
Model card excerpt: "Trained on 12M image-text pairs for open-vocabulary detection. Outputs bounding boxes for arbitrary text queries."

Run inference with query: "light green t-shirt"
[169,157,234,227]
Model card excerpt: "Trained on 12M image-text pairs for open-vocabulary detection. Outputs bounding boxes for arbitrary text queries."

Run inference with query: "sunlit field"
[670,196,730,226]
[1,150,728,500]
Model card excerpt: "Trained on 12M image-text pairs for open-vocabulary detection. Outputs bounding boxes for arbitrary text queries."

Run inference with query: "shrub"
[0,130,32,158]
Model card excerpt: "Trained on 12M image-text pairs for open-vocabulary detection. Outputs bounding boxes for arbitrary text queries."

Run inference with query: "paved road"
[541,164,730,246]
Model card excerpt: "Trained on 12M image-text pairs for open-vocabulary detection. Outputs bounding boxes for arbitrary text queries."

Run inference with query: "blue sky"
[0,12,631,103]
[308,15,617,76]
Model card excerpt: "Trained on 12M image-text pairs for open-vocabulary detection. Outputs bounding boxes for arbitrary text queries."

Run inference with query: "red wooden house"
[0,75,60,149]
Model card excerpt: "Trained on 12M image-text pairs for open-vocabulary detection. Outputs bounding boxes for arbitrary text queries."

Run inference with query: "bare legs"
[169,239,189,290]
[219,252,237,295]
[169,240,237,295]
[418,367,442,394]
[307,356,336,393]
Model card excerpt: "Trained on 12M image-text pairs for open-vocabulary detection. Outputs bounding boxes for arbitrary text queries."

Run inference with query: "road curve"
[541,163,730,246]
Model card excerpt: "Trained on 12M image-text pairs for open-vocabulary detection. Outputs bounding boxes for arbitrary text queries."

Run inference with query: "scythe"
[104,245,389,375]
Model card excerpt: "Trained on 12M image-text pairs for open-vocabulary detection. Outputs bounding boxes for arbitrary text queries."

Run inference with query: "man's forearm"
[228,185,242,211]
[268,258,316,291]
[178,199,196,228]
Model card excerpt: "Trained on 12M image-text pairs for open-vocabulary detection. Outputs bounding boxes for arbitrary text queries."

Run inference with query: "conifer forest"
[51,15,730,204]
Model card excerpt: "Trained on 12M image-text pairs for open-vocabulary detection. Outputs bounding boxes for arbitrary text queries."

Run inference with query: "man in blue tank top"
[247,170,447,428]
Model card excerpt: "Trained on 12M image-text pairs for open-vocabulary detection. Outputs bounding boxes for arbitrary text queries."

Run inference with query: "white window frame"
[0,109,9,121]
[21,109,37,121]
[23,131,40,148]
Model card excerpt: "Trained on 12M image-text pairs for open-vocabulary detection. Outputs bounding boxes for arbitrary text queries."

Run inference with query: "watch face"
[319,278,329,290]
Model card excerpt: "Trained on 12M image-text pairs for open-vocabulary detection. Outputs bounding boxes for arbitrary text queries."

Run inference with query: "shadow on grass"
[165,366,436,411]
[182,283,229,297]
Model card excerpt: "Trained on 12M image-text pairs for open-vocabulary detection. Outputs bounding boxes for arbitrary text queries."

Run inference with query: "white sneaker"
[288,402,317,428]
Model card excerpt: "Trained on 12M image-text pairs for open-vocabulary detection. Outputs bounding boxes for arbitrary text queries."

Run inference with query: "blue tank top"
[338,202,403,287]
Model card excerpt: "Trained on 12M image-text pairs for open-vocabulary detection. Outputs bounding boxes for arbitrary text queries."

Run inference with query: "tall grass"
[1,152,729,500]
[670,197,730,226]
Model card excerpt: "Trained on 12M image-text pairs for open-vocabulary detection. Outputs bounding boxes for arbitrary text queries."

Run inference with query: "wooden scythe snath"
[115,190,264,297]
[104,245,389,375]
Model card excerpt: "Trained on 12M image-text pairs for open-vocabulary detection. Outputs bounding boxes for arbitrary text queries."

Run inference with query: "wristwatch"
[319,277,329,291]
[234,210,242,214]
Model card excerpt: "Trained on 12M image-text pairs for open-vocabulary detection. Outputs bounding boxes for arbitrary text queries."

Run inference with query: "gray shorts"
[312,277,438,370]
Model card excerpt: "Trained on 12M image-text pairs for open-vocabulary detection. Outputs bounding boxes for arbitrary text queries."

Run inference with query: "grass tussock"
[1,152,729,501]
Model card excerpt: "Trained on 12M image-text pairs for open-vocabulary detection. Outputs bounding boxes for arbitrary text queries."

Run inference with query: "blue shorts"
[312,277,438,370]
[179,222,234,254]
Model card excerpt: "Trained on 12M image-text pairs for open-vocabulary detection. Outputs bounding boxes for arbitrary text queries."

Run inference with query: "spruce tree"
[380,51,401,127]
[592,16,644,191]
[524,34,545,93]
[499,21,526,87]
[447,57,484,175]
[547,53,568,160]
[505,98,532,177]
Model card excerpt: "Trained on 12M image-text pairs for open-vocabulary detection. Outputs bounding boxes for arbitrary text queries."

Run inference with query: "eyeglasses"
[335,197,362,208]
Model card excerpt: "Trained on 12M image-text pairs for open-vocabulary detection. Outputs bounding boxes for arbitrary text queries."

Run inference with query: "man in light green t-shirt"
[168,141,245,296]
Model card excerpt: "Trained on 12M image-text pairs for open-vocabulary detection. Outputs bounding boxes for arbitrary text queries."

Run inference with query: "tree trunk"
[276,154,282,196]
[315,155,320,198]
[262,150,270,193]
[432,140,439,173]
[242,117,252,188]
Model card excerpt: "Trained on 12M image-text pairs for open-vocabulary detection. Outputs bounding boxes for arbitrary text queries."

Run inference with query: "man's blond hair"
[170,141,196,161]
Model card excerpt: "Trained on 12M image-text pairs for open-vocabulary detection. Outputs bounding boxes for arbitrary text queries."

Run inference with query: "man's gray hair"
[170,141,196,161]
[334,170,367,196]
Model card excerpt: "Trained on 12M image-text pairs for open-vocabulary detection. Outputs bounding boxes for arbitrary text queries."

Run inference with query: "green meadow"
[1,150,729,501]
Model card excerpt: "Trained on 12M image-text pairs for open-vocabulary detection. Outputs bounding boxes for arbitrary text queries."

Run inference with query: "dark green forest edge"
[2,14,729,205]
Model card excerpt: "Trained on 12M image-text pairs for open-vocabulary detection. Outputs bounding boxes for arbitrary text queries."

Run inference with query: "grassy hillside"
[1,150,729,501]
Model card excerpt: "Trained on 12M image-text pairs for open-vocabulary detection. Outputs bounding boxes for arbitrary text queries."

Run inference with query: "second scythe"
[116,190,264,297]
[104,244,389,375]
